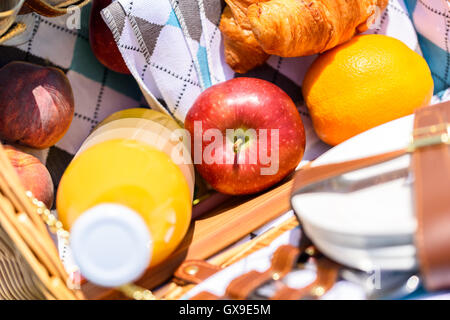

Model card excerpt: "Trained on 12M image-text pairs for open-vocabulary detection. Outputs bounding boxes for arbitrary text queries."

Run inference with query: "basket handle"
[20,0,91,17]
[0,22,26,45]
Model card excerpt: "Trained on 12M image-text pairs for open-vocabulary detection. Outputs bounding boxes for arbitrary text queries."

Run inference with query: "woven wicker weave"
[0,228,47,299]
[0,143,83,300]
[20,0,91,17]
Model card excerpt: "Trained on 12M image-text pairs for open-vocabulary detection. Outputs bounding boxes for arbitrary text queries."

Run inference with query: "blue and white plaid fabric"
[0,3,145,182]
[405,0,450,96]
[0,2,147,280]
[102,0,422,162]
[101,0,225,121]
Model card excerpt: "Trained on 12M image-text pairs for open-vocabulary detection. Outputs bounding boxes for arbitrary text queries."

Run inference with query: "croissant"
[220,0,388,73]
[219,1,270,73]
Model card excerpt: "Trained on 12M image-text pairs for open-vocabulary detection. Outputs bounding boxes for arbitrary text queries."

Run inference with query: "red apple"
[90,0,130,74]
[0,62,74,149]
[185,77,306,195]
[4,145,54,208]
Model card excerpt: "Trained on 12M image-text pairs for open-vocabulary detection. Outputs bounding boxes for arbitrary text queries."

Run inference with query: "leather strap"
[225,245,300,299]
[413,101,450,291]
[190,246,339,300]
[291,148,407,199]
[271,257,340,300]
[291,101,450,292]
[190,291,220,300]
[190,102,450,299]
[21,0,90,17]
[174,260,221,285]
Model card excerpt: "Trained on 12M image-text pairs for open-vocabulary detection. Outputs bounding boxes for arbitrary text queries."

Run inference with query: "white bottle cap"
[70,203,152,288]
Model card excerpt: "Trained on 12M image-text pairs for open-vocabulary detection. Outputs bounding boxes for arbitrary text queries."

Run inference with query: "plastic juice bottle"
[76,108,195,198]
[56,109,193,287]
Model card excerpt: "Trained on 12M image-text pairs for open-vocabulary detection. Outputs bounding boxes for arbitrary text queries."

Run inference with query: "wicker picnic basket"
[19,0,91,17]
[0,136,301,300]
[0,142,84,300]
[0,0,91,45]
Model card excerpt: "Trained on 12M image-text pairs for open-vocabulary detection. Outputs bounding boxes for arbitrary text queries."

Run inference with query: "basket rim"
[0,0,25,18]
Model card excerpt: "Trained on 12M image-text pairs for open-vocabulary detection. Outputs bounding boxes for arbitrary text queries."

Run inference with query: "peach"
[0,61,74,149]
[4,145,54,208]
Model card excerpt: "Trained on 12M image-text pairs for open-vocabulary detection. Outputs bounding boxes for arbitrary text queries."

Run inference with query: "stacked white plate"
[292,114,419,273]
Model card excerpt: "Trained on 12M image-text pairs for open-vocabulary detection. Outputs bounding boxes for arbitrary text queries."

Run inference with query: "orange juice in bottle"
[57,108,193,287]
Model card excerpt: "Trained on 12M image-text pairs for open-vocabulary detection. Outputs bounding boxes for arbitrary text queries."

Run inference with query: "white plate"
[302,219,414,250]
[292,115,417,237]
[311,233,417,272]
[305,224,416,258]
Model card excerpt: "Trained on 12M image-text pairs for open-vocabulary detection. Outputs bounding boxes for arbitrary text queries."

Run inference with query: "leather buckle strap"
[190,291,220,300]
[174,260,221,285]
[412,101,450,291]
[291,101,450,292]
[225,245,300,300]
[189,245,340,300]
[291,148,407,199]
[271,257,340,300]
[189,244,300,300]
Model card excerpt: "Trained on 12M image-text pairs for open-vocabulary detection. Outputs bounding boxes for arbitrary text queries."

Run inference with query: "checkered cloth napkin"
[102,0,424,162]
[0,3,145,191]
[0,3,149,278]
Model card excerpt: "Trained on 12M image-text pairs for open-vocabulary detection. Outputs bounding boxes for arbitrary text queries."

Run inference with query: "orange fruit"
[302,34,433,146]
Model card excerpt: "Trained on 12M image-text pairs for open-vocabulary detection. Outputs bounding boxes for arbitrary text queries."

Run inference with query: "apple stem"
[233,137,243,153]
[233,137,244,166]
